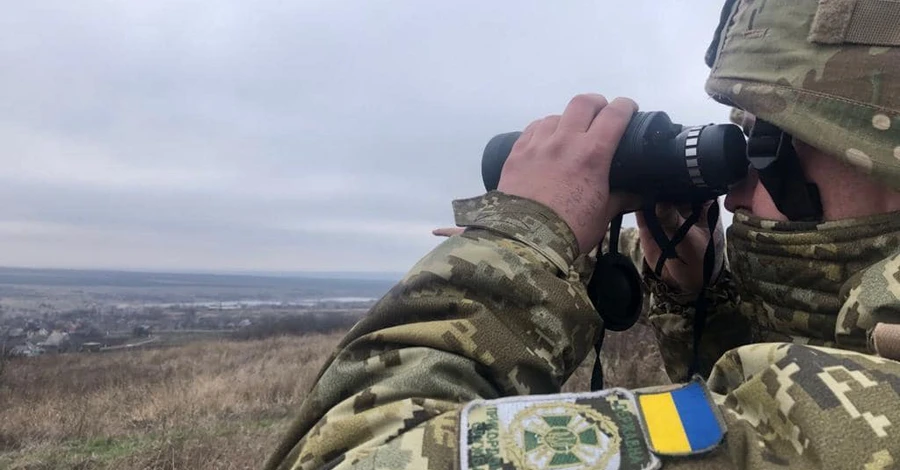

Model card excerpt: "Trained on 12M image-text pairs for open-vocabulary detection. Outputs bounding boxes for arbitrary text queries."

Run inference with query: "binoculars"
[482,111,749,202]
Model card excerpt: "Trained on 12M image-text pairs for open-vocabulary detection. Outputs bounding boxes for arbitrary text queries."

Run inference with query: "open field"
[0,265,668,469]
[0,323,666,470]
[0,333,342,469]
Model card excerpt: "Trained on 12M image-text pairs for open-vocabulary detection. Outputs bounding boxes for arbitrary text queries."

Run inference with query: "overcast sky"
[0,0,735,273]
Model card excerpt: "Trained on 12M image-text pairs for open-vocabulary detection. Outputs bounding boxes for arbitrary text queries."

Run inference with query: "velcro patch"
[459,389,660,470]
[634,378,726,456]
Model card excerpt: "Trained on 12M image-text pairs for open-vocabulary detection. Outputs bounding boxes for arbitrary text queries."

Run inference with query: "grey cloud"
[0,0,734,272]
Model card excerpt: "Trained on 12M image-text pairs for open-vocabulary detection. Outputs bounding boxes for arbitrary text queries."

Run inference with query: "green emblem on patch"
[508,402,620,468]
[460,389,660,470]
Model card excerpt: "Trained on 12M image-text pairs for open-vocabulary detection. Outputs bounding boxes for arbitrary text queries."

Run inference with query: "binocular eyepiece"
[482,111,749,203]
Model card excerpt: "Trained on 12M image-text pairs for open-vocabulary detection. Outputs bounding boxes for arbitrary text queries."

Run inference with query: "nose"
[724,168,758,213]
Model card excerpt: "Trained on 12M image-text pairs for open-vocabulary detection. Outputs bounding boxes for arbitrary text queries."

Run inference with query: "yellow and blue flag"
[635,379,726,456]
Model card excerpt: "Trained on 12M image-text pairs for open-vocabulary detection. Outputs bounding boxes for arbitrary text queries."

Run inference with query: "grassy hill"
[0,321,666,469]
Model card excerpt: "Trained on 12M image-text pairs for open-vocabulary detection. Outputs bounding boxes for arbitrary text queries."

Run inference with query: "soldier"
[267,1,899,469]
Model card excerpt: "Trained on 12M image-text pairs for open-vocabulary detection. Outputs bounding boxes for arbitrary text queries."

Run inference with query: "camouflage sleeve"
[835,251,900,353]
[643,263,752,383]
[265,191,900,469]
[264,191,603,470]
[695,342,900,470]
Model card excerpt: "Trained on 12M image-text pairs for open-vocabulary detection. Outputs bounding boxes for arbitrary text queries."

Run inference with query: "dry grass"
[0,333,343,470]
[0,324,666,469]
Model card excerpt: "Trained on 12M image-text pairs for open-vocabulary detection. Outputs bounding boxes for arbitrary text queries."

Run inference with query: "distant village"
[1,298,375,358]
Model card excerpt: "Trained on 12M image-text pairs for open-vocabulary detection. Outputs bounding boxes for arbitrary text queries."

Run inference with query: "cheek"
[750,183,790,221]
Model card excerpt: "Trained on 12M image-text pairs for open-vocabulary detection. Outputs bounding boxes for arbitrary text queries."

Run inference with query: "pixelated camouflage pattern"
[728,208,900,349]
[705,0,900,189]
[836,252,900,352]
[647,206,900,383]
[452,191,581,275]
[266,193,900,470]
[601,226,644,272]
[265,192,602,470]
[706,342,900,470]
[644,267,748,383]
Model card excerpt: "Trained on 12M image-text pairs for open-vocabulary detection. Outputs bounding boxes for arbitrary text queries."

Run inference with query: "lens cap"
[587,252,643,332]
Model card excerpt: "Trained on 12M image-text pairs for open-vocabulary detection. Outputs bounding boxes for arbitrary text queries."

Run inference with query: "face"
[721,111,788,219]
[723,168,789,220]
[724,135,896,221]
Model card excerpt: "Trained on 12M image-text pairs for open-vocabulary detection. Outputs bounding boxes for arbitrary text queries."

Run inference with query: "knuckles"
[569,93,608,109]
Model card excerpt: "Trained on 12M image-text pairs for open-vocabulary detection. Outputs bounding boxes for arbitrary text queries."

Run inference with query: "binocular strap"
[640,199,720,377]
[590,213,626,391]
[589,203,720,390]
[691,201,720,377]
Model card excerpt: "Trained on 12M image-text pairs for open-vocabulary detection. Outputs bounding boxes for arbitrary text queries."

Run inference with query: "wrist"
[643,262,734,308]
[452,191,582,274]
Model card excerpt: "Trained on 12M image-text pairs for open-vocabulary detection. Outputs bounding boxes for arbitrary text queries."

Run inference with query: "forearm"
[266,193,601,470]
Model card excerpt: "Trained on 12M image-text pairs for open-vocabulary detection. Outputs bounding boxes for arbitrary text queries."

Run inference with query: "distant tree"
[82,324,103,338]
[0,341,6,379]
[132,325,151,338]
[230,312,363,340]
[184,307,197,326]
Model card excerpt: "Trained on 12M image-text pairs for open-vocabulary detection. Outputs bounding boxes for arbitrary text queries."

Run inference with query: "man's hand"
[497,94,639,255]
[636,201,725,296]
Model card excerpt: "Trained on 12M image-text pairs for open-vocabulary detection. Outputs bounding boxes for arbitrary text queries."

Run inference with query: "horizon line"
[0,264,406,280]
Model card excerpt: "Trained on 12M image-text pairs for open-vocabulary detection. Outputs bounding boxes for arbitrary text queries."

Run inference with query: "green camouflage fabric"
[600,226,643,274]
[266,192,900,470]
[728,209,900,349]
[705,0,900,189]
[644,264,748,383]
[644,208,900,383]
[705,342,900,470]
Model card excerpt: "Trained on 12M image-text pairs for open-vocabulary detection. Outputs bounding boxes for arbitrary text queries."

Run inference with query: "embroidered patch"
[459,389,660,470]
[634,378,726,456]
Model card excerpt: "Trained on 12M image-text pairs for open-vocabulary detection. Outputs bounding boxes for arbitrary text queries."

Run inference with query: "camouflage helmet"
[704,0,900,190]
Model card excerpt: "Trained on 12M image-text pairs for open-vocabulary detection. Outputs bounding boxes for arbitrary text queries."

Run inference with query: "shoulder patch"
[634,378,727,456]
[459,388,660,470]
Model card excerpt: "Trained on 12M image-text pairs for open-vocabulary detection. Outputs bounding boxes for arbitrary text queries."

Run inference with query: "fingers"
[645,200,719,234]
[689,199,720,227]
[492,93,640,254]
[656,203,686,232]
[585,97,638,171]
[432,227,464,237]
[558,93,608,133]
[634,204,684,247]
[512,119,541,152]
[531,115,561,143]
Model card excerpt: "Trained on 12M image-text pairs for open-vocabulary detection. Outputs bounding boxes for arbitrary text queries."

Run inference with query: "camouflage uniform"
[267,0,900,468]
[646,0,900,382]
[647,210,900,382]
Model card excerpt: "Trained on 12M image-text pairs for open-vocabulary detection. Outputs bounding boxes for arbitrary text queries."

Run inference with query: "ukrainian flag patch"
[635,378,726,456]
